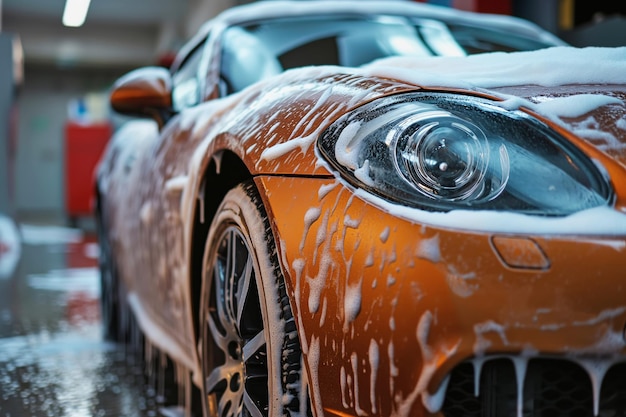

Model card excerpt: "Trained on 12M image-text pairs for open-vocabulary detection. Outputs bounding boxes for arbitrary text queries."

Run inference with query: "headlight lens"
[394,112,506,202]
[318,93,611,214]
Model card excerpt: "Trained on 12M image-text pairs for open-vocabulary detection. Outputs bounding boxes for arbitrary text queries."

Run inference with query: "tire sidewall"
[199,183,291,417]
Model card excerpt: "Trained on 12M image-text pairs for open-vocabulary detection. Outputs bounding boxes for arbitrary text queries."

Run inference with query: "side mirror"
[110,66,173,127]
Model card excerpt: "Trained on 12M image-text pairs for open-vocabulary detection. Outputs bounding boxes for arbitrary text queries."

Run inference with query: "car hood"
[185,46,626,201]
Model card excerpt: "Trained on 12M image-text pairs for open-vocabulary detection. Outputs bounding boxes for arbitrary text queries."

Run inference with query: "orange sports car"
[95,1,626,417]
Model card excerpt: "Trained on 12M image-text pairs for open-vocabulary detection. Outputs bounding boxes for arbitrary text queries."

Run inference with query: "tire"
[199,182,304,417]
[97,211,121,342]
[97,210,136,350]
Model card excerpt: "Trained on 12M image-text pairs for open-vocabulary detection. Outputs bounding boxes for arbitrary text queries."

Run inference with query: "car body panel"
[257,174,626,416]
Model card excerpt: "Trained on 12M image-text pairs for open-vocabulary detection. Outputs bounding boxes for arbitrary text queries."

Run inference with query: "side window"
[172,43,205,111]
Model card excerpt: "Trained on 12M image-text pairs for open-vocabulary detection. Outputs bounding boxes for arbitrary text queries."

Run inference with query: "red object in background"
[66,292,100,325]
[414,0,512,15]
[157,51,177,68]
[65,122,111,221]
[469,0,511,15]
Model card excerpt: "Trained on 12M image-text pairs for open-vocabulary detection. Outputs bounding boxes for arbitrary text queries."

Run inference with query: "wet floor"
[0,221,165,417]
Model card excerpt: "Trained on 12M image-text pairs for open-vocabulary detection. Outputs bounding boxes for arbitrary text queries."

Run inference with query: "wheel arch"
[188,150,254,347]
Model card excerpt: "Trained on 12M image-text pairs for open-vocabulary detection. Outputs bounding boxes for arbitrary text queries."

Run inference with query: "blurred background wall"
[0,0,624,223]
[1,0,242,222]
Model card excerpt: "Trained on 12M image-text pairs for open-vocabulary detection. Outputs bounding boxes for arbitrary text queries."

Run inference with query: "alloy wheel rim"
[204,226,269,417]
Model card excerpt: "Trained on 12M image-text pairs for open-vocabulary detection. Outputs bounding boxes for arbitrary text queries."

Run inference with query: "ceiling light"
[62,0,91,27]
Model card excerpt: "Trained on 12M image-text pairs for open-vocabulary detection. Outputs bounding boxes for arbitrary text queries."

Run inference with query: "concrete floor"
[0,219,169,417]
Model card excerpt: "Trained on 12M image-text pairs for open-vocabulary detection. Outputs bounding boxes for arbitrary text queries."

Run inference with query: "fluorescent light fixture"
[62,0,91,27]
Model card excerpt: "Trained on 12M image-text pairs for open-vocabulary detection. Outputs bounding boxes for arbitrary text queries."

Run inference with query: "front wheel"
[199,182,304,417]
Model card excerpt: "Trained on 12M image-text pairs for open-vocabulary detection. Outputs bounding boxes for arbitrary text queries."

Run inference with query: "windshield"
[220,14,559,94]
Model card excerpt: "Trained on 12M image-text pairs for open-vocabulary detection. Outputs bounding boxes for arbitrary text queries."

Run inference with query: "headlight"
[318,93,611,215]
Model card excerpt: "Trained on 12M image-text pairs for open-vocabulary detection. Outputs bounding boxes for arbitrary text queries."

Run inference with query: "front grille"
[441,358,626,417]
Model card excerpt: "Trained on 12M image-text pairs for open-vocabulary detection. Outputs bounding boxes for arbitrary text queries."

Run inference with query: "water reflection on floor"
[0,223,161,417]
